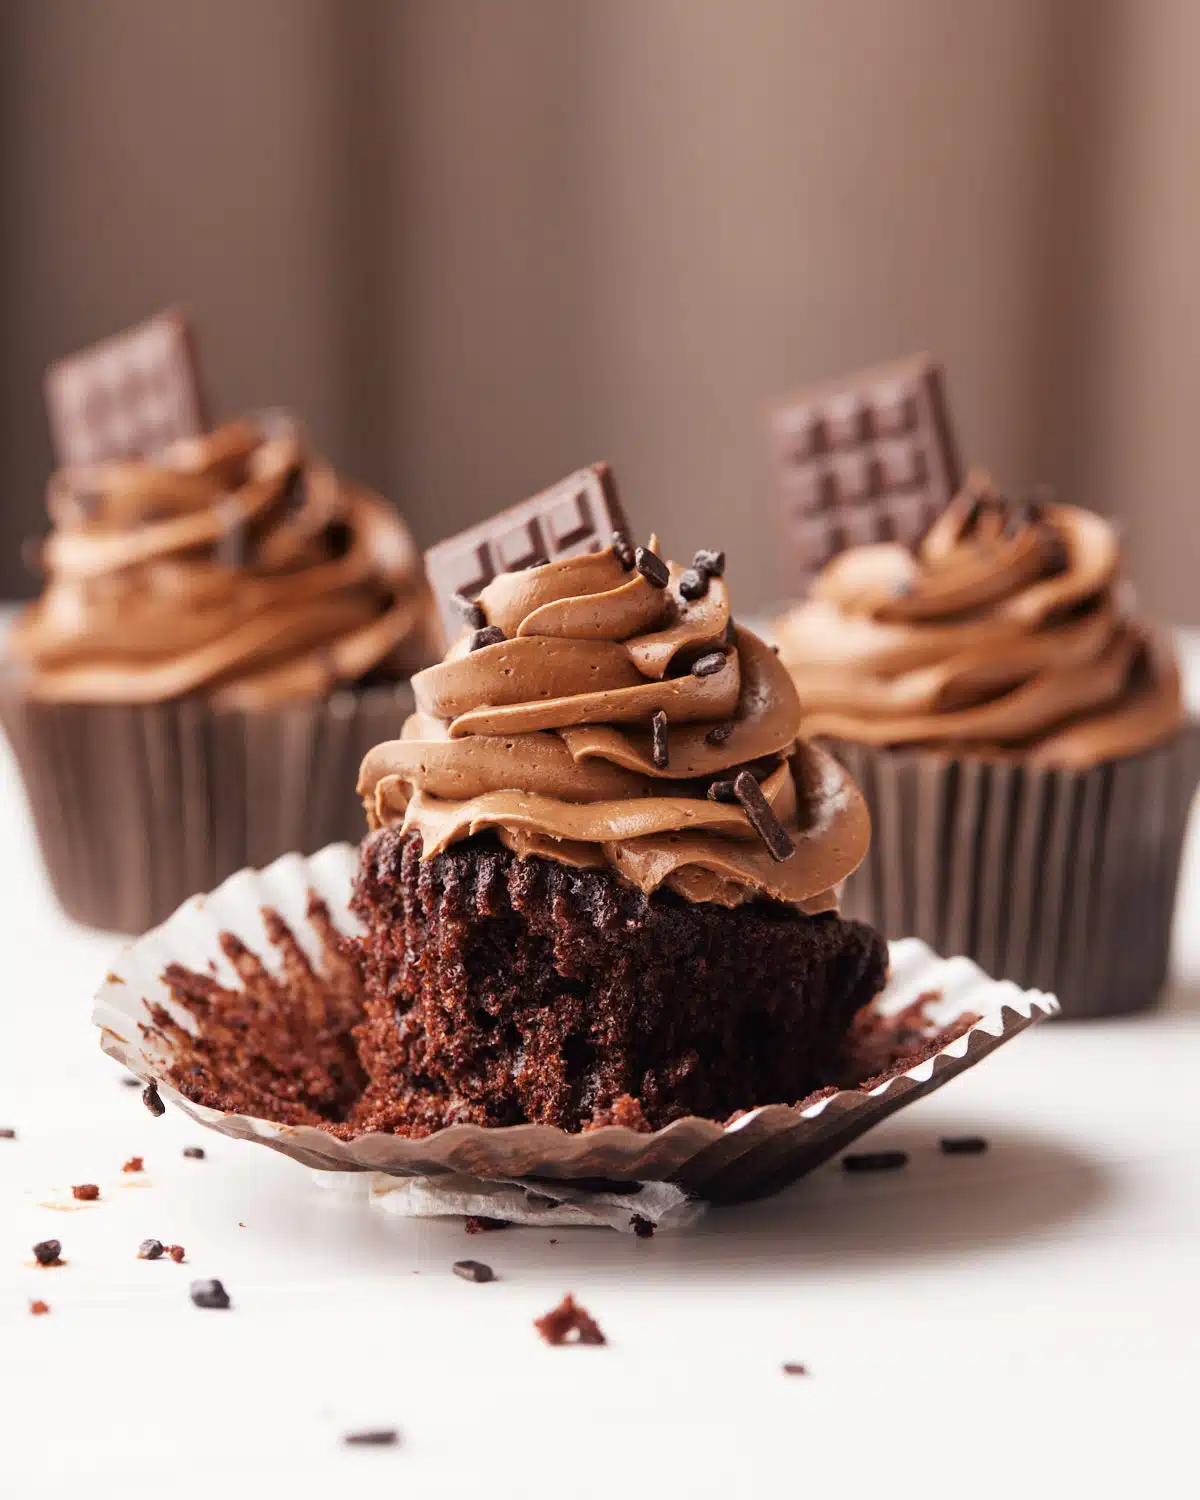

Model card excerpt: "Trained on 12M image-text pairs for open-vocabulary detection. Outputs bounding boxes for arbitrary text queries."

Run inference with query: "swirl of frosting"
[10,414,437,706]
[774,476,1183,768]
[358,540,871,909]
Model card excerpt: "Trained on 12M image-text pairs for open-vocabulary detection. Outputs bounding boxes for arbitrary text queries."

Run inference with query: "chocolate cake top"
[359,467,871,909]
[14,318,437,706]
[774,472,1183,768]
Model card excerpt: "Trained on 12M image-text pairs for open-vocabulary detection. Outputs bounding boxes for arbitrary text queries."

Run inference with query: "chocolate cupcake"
[0,314,437,932]
[774,474,1200,1017]
[348,471,887,1133]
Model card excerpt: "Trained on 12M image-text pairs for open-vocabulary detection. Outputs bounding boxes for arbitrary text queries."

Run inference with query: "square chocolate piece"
[44,309,207,467]
[769,354,961,592]
[425,462,630,643]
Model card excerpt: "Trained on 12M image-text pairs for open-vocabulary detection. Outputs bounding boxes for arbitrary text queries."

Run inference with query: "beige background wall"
[1,0,1196,617]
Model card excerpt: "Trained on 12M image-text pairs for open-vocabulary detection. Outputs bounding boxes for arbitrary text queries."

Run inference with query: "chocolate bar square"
[424,463,630,643]
[770,354,961,592]
[44,309,207,467]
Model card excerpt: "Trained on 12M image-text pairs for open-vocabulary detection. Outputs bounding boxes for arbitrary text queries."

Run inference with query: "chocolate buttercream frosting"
[11,414,436,706]
[774,475,1183,768]
[359,540,871,908]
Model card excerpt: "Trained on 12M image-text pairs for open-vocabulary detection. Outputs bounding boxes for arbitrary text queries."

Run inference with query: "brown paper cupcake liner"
[827,726,1200,1019]
[92,843,1057,1205]
[0,679,413,933]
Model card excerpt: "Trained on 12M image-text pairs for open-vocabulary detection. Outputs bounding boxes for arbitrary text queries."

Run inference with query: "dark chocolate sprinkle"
[939,1135,988,1156]
[611,531,635,570]
[121,1075,141,1088]
[452,1259,495,1283]
[692,548,726,578]
[452,592,487,630]
[468,626,506,652]
[33,1240,62,1267]
[634,546,670,589]
[182,1146,206,1160]
[142,1082,166,1118]
[189,1278,230,1309]
[651,710,669,769]
[0,1128,15,1140]
[706,779,737,803]
[344,1430,399,1447]
[842,1150,908,1173]
[138,1239,164,1261]
[782,1362,808,1376]
[732,770,795,862]
[678,568,708,601]
[691,651,727,678]
[631,1215,655,1239]
[705,722,734,746]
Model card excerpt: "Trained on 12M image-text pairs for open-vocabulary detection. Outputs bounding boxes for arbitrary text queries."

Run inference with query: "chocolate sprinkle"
[782,1362,808,1376]
[142,1082,165,1118]
[182,1146,206,1160]
[72,1184,100,1201]
[189,1278,230,1309]
[611,531,635,570]
[732,770,795,862]
[452,1259,496,1283]
[678,568,709,601]
[634,546,670,588]
[33,1240,62,1267]
[705,722,735,746]
[344,1430,399,1447]
[138,1239,165,1261]
[706,779,737,803]
[0,1128,15,1140]
[468,626,506,652]
[691,651,727,678]
[939,1135,988,1156]
[452,592,487,630]
[842,1150,908,1173]
[692,548,726,578]
[651,710,669,769]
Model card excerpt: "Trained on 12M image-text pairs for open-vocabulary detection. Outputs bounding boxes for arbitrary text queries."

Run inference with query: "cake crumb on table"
[630,1215,655,1239]
[535,1294,606,1347]
[72,1183,100,1201]
[167,1244,186,1263]
[32,1240,63,1267]
[464,1216,509,1235]
[122,1156,144,1173]
[29,1300,50,1316]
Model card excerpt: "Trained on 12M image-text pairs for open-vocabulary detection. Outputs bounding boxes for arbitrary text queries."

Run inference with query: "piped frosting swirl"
[359,540,871,909]
[774,476,1183,768]
[11,415,437,706]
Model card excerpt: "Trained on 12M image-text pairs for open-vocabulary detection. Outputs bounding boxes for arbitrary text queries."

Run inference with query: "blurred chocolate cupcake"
[0,312,437,931]
[348,465,887,1133]
[774,474,1200,1017]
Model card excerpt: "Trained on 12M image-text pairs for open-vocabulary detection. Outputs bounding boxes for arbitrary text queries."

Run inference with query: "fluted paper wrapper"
[829,727,1200,1019]
[0,678,413,934]
[92,843,1057,1204]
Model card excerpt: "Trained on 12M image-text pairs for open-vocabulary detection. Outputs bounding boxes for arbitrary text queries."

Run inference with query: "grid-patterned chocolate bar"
[770,354,961,592]
[425,463,630,642]
[44,309,208,467]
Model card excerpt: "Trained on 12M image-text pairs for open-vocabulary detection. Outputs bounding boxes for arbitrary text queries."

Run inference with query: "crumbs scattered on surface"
[452,1260,495,1283]
[0,1127,16,1140]
[167,1244,186,1263]
[32,1240,63,1267]
[841,1151,908,1174]
[71,1184,100,1201]
[464,1216,509,1235]
[105,972,125,985]
[189,1278,229,1309]
[630,1215,655,1239]
[138,1239,164,1261]
[29,1300,50,1316]
[182,1146,206,1160]
[142,1082,165,1117]
[535,1293,607,1347]
[343,1429,399,1447]
[122,1156,144,1174]
[782,1362,808,1376]
[940,1135,988,1155]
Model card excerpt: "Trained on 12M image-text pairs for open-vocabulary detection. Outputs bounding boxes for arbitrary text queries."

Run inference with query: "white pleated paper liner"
[93,843,1059,1204]
[0,675,414,934]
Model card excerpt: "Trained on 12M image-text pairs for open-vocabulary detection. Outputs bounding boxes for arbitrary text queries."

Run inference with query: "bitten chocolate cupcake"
[348,467,887,1133]
[774,474,1200,1017]
[0,312,437,931]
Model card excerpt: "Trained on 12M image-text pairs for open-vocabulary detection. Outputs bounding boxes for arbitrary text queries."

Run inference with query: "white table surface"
[3,638,1199,1500]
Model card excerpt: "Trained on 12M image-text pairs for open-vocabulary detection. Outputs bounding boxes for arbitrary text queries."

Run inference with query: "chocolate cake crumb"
[841,1150,908,1174]
[182,1146,206,1160]
[343,1429,399,1447]
[782,1362,808,1376]
[464,1216,509,1235]
[30,1300,50,1316]
[468,625,506,652]
[940,1135,988,1156]
[0,1128,15,1140]
[72,1184,100,1201]
[122,1157,144,1174]
[142,1082,165,1117]
[634,546,669,588]
[691,650,727,678]
[189,1278,229,1309]
[630,1215,655,1239]
[167,1245,186,1263]
[678,567,709,601]
[452,1260,495,1283]
[33,1240,62,1267]
[138,1239,165,1261]
[692,548,725,578]
[651,709,669,769]
[535,1293,607,1346]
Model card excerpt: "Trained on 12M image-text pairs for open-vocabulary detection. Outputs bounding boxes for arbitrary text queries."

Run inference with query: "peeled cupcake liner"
[828,724,1200,1020]
[92,842,1058,1204]
[0,674,415,934]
